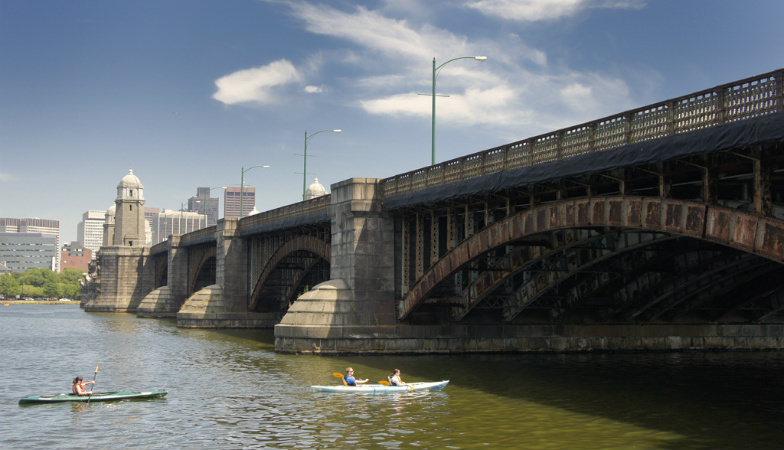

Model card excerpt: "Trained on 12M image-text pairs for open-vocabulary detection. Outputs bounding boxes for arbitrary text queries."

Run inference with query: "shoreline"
[2,301,80,305]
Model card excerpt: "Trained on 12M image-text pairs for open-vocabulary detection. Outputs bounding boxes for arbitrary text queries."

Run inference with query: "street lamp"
[303,129,341,201]
[430,55,487,165]
[240,165,270,218]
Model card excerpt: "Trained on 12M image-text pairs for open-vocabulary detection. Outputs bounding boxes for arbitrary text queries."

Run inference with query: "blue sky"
[2,0,783,243]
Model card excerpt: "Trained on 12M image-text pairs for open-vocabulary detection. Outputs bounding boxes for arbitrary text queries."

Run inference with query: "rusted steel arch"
[398,196,784,320]
[189,247,217,295]
[248,235,330,311]
[452,230,674,321]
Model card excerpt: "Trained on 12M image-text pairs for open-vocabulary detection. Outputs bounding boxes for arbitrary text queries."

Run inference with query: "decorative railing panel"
[382,69,783,198]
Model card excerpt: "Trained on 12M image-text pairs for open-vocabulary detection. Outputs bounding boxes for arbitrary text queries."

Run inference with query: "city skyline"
[2,1,783,243]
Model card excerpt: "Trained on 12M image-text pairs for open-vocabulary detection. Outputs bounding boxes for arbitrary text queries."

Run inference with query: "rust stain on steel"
[664,202,683,233]
[731,214,759,251]
[576,200,591,226]
[626,198,642,227]
[644,199,662,229]
[684,205,706,236]
[607,199,623,227]
[705,207,731,243]
[592,200,605,224]
[564,202,576,227]
[759,221,784,261]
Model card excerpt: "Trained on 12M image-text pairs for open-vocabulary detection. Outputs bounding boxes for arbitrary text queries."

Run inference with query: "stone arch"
[398,196,784,320]
[248,235,330,311]
[189,247,217,295]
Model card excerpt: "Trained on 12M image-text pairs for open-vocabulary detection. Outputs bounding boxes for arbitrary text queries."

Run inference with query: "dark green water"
[2,304,784,449]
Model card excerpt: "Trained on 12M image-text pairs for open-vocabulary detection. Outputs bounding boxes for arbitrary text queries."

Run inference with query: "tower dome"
[116,169,145,201]
[105,204,116,224]
[305,178,327,200]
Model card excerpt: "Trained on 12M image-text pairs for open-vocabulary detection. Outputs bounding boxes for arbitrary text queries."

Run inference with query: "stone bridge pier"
[275,178,400,353]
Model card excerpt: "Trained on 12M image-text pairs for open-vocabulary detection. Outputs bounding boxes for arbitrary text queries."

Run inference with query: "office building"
[152,209,208,244]
[0,232,58,273]
[77,210,105,258]
[62,241,93,272]
[188,187,220,226]
[224,186,255,219]
[0,218,61,272]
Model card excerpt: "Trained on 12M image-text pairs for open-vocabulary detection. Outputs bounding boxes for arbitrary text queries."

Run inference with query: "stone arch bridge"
[86,69,784,354]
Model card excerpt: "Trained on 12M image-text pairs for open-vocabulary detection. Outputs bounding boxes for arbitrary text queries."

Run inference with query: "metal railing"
[239,194,331,229]
[382,68,783,197]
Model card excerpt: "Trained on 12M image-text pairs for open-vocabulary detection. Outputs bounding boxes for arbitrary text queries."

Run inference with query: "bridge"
[84,68,784,354]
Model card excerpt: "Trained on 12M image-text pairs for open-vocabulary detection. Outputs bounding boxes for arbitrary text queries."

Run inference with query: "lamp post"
[240,165,270,218]
[430,55,487,165]
[303,129,341,201]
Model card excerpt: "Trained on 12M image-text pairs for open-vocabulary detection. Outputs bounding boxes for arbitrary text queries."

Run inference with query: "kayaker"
[388,369,407,386]
[343,367,368,386]
[72,376,95,396]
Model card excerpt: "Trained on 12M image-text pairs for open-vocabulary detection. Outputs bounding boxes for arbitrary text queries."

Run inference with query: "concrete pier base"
[136,287,178,318]
[177,284,281,328]
[275,322,784,354]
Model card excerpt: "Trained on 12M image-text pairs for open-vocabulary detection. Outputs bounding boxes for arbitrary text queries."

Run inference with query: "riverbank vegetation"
[0,267,83,300]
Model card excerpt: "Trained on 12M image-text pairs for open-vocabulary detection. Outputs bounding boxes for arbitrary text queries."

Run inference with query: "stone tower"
[112,169,146,247]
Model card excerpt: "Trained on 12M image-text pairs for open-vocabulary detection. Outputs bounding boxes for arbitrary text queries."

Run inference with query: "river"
[2,304,784,449]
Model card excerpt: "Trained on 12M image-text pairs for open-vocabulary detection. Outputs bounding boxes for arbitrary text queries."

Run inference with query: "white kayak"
[312,380,449,393]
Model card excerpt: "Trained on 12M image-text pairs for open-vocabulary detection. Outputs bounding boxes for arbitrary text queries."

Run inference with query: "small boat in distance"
[311,380,449,393]
[19,390,168,405]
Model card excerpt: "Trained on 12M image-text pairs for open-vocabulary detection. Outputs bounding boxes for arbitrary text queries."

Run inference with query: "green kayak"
[19,390,168,405]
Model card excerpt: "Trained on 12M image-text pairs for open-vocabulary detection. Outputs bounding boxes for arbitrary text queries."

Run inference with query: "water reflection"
[4,305,784,449]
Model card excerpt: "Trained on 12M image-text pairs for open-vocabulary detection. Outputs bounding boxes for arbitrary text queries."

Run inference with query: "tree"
[43,280,61,299]
[0,273,20,297]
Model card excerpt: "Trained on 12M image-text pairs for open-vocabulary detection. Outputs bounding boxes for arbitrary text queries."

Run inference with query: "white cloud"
[268,2,640,135]
[305,85,324,94]
[212,59,302,105]
[465,0,645,22]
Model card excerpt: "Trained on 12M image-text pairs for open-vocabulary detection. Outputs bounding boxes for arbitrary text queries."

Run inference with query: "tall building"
[0,232,58,273]
[0,218,61,272]
[152,209,208,244]
[61,241,93,272]
[188,187,220,226]
[77,210,105,258]
[224,186,255,219]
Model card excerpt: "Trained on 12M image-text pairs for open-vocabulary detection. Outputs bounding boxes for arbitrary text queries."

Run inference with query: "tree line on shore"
[0,267,83,300]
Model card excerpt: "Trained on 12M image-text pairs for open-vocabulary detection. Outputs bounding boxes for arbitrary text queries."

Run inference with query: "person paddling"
[343,367,368,386]
[72,376,95,396]
[388,369,407,386]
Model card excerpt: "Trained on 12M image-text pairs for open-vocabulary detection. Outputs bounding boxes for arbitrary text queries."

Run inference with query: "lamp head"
[474,56,488,62]
[332,129,342,133]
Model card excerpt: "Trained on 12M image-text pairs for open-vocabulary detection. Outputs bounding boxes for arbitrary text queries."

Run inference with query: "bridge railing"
[382,68,784,197]
[239,194,331,229]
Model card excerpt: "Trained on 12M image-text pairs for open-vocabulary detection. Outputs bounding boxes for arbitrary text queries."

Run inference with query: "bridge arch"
[249,235,330,312]
[398,196,784,321]
[189,247,217,295]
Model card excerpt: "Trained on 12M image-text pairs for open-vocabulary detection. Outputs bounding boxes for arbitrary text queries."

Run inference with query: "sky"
[2,0,783,243]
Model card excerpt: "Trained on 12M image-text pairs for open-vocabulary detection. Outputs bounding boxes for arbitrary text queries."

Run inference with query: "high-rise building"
[188,187,220,226]
[0,232,58,273]
[152,209,208,244]
[77,210,105,259]
[224,186,255,219]
[0,218,61,272]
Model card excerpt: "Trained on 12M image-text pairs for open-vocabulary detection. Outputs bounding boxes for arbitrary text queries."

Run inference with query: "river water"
[3,304,784,449]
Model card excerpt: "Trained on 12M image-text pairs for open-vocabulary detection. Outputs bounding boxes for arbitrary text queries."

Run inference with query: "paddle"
[87,362,99,404]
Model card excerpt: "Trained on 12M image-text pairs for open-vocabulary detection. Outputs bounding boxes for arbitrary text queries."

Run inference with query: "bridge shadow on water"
[348,350,784,449]
[162,322,784,448]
